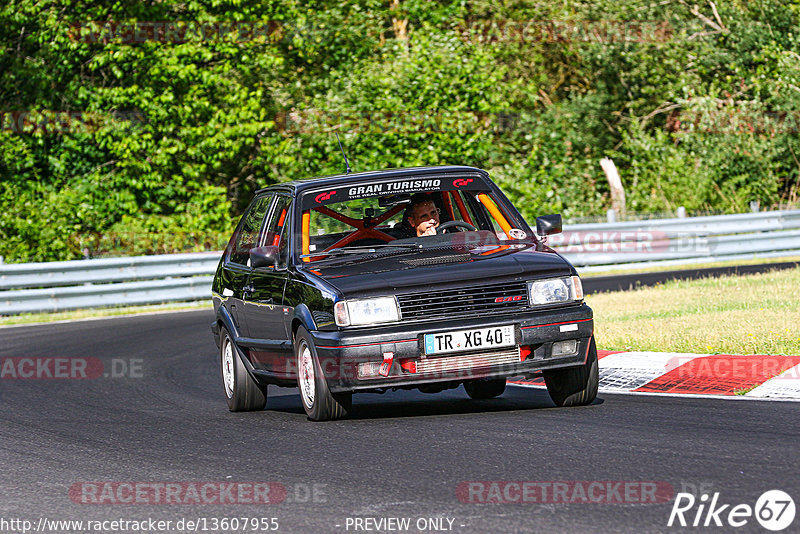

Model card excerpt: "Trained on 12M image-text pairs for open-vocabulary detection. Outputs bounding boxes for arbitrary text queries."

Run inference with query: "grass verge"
[586,267,800,355]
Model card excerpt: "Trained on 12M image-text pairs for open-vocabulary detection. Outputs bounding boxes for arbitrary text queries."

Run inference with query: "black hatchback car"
[211,166,598,420]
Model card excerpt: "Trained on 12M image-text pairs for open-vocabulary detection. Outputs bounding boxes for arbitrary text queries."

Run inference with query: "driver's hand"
[421,225,437,237]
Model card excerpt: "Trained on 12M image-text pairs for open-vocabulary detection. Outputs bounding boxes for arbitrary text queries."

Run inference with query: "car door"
[241,194,293,374]
[220,193,274,337]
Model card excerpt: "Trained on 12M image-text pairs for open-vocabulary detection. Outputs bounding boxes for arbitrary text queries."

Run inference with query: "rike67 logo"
[668,490,795,531]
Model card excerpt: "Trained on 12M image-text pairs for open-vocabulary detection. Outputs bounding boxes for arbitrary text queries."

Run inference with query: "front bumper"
[311,303,593,393]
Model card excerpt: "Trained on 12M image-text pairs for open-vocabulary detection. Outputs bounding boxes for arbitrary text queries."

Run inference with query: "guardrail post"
[606,209,617,223]
[677,206,686,218]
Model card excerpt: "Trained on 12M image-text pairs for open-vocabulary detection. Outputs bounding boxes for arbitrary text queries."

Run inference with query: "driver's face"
[409,201,440,237]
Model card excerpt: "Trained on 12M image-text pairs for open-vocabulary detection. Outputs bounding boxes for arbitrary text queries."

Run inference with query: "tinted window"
[228,194,273,266]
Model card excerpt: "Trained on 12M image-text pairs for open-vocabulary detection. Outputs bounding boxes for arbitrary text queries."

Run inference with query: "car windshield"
[297,180,532,263]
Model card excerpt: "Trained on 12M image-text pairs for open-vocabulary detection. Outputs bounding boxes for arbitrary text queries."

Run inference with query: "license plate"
[424,325,515,355]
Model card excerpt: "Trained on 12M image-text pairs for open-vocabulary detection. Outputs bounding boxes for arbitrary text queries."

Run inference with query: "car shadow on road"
[263,386,604,420]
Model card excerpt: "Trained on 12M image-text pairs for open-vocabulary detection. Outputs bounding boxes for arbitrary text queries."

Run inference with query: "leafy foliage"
[1,0,798,261]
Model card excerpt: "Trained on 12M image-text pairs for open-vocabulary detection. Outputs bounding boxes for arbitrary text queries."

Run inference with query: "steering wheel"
[437,221,478,234]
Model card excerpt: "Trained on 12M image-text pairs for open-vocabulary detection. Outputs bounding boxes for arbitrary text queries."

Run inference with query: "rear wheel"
[295,326,351,421]
[220,326,267,411]
[464,378,507,399]
[543,337,599,407]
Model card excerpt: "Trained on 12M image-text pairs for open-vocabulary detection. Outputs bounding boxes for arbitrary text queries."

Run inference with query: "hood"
[303,243,574,297]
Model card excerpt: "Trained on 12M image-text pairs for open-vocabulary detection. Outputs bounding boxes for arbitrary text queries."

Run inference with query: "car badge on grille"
[494,296,524,303]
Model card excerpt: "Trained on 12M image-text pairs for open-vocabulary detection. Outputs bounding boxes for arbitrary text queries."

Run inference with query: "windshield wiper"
[300,243,422,258]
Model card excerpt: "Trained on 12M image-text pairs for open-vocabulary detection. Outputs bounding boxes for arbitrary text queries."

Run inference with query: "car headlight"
[334,297,400,327]
[528,276,583,305]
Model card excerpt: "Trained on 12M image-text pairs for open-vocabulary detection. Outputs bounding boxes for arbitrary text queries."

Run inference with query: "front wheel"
[220,326,267,412]
[543,337,599,407]
[295,326,351,421]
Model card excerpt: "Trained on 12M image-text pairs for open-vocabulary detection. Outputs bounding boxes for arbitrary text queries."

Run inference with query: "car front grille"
[415,346,521,374]
[396,281,529,320]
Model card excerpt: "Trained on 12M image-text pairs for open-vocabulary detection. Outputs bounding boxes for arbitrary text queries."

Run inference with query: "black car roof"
[255,165,489,195]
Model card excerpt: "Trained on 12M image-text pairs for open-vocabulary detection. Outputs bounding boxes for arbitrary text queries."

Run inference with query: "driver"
[406,194,441,237]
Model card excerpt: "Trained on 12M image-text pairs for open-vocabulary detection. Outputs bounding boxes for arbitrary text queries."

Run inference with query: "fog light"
[552,340,578,357]
[358,362,382,379]
[400,359,417,373]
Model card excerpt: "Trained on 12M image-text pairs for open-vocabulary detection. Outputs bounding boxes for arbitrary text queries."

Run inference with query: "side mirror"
[250,246,279,269]
[535,214,562,236]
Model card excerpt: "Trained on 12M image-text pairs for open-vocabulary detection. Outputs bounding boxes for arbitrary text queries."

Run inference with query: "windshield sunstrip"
[300,173,489,210]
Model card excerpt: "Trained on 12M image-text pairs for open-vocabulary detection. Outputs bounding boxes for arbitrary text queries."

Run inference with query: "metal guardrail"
[0,253,220,315]
[0,252,220,290]
[1,210,799,315]
[3,277,214,316]
[553,209,800,272]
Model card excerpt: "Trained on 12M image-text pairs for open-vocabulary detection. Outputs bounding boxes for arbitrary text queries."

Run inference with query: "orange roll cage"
[301,204,405,262]
[301,192,514,262]
[450,191,474,225]
[477,193,513,236]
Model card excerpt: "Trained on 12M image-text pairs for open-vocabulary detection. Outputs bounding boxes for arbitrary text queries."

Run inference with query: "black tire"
[220,326,267,412]
[543,337,599,407]
[295,326,352,421]
[464,378,507,399]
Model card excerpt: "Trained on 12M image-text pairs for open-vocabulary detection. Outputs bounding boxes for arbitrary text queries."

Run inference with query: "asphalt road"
[1,310,798,534]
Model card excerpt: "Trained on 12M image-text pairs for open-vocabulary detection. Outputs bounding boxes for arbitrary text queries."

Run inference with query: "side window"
[444,191,490,231]
[228,194,273,266]
[452,191,483,227]
[262,196,292,268]
[463,191,525,239]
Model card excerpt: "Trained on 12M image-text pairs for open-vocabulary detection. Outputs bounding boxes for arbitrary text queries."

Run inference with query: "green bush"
[1,0,798,262]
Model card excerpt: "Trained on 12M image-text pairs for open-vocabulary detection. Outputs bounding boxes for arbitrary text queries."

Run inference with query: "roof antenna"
[335,132,352,174]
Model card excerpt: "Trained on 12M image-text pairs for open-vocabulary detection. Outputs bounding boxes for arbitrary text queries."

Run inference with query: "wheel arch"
[215,305,258,377]
[215,304,240,340]
[291,304,317,340]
